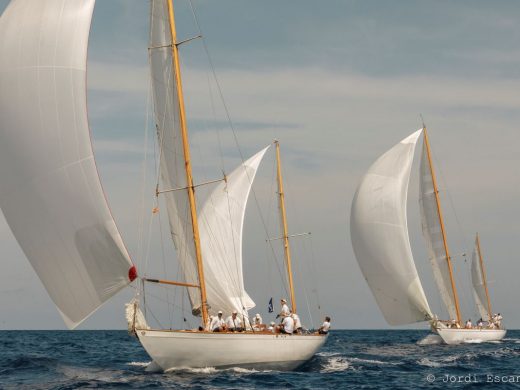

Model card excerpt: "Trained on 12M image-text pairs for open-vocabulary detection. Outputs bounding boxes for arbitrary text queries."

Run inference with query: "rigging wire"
[186,0,285,280]
[429,141,473,319]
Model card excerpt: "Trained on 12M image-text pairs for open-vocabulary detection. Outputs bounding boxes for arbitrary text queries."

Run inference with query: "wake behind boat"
[350,128,505,345]
[0,0,326,371]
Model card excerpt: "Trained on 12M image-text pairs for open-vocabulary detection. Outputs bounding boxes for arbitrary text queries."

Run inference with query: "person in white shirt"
[210,311,226,332]
[291,312,302,334]
[496,313,503,328]
[318,316,331,334]
[268,321,276,333]
[277,299,290,319]
[225,310,243,332]
[252,313,265,331]
[279,315,294,334]
[465,319,472,329]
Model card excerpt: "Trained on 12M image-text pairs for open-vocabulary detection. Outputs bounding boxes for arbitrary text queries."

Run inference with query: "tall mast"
[274,141,297,314]
[476,233,493,319]
[423,127,462,325]
[165,0,208,326]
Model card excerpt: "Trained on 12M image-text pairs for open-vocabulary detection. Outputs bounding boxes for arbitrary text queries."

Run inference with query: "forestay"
[419,139,458,320]
[471,239,490,320]
[199,147,269,316]
[351,130,432,325]
[149,0,201,312]
[0,0,136,328]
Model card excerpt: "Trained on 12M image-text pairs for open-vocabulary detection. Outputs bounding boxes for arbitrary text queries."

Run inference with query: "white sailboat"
[350,128,505,344]
[0,0,325,370]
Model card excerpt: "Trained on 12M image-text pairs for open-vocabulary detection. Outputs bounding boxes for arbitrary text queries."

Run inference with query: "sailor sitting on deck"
[210,311,226,332]
[318,316,331,335]
[252,313,266,331]
[268,321,276,332]
[278,314,294,335]
[465,319,472,329]
[276,299,290,319]
[477,318,483,328]
[225,310,243,332]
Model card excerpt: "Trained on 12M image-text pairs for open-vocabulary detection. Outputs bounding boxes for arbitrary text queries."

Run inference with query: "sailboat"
[350,127,506,344]
[0,0,326,370]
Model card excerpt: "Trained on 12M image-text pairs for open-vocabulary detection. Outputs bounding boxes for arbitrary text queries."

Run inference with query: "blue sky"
[1,0,520,330]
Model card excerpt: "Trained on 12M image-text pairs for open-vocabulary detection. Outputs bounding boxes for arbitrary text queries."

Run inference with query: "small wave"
[321,357,352,373]
[126,362,150,367]
[228,367,264,374]
[348,357,394,365]
[165,366,218,374]
[417,358,442,368]
[316,352,341,357]
[416,352,478,368]
[417,334,444,345]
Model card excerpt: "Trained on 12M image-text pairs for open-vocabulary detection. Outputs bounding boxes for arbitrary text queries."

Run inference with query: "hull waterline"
[137,329,327,371]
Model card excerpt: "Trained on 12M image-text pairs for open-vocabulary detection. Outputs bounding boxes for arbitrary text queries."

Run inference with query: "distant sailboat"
[350,128,506,344]
[0,0,325,370]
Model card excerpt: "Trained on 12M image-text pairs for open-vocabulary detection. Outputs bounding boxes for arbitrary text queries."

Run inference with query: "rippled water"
[1,330,519,389]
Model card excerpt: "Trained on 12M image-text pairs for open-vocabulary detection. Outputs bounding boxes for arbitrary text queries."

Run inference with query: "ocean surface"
[1,330,520,389]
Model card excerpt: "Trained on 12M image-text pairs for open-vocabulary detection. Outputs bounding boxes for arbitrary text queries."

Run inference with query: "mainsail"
[0,0,136,329]
[351,130,432,325]
[149,0,201,312]
[471,236,491,320]
[199,147,269,315]
[419,137,458,320]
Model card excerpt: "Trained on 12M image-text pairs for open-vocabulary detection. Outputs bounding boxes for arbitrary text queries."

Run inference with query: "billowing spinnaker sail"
[471,240,490,320]
[199,147,269,315]
[149,0,201,313]
[0,0,135,329]
[351,130,432,325]
[419,139,458,320]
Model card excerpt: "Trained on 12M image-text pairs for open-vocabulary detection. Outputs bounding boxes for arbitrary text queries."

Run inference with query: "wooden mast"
[423,127,462,325]
[165,0,209,326]
[274,141,297,314]
[475,233,493,320]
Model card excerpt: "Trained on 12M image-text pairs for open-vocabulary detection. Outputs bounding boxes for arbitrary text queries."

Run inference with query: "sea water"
[1,330,520,389]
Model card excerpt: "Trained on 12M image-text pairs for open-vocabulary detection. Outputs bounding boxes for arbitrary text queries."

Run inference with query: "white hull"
[136,329,327,371]
[435,327,506,345]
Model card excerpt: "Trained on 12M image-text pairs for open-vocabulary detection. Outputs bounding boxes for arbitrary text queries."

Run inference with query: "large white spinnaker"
[149,0,201,313]
[351,130,432,325]
[199,147,269,316]
[471,238,490,320]
[419,140,458,321]
[0,0,136,329]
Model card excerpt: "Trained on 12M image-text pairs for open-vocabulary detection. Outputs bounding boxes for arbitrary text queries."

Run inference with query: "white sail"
[0,0,136,329]
[351,130,432,325]
[419,138,458,320]
[199,147,269,315]
[471,239,490,320]
[149,0,201,313]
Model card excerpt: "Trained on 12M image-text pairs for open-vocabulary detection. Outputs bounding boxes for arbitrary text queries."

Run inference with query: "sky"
[1,0,520,330]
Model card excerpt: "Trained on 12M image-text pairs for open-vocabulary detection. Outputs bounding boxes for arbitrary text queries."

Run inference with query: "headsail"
[351,130,432,325]
[0,0,136,329]
[471,235,491,320]
[419,135,459,321]
[199,147,269,315]
[149,0,201,312]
